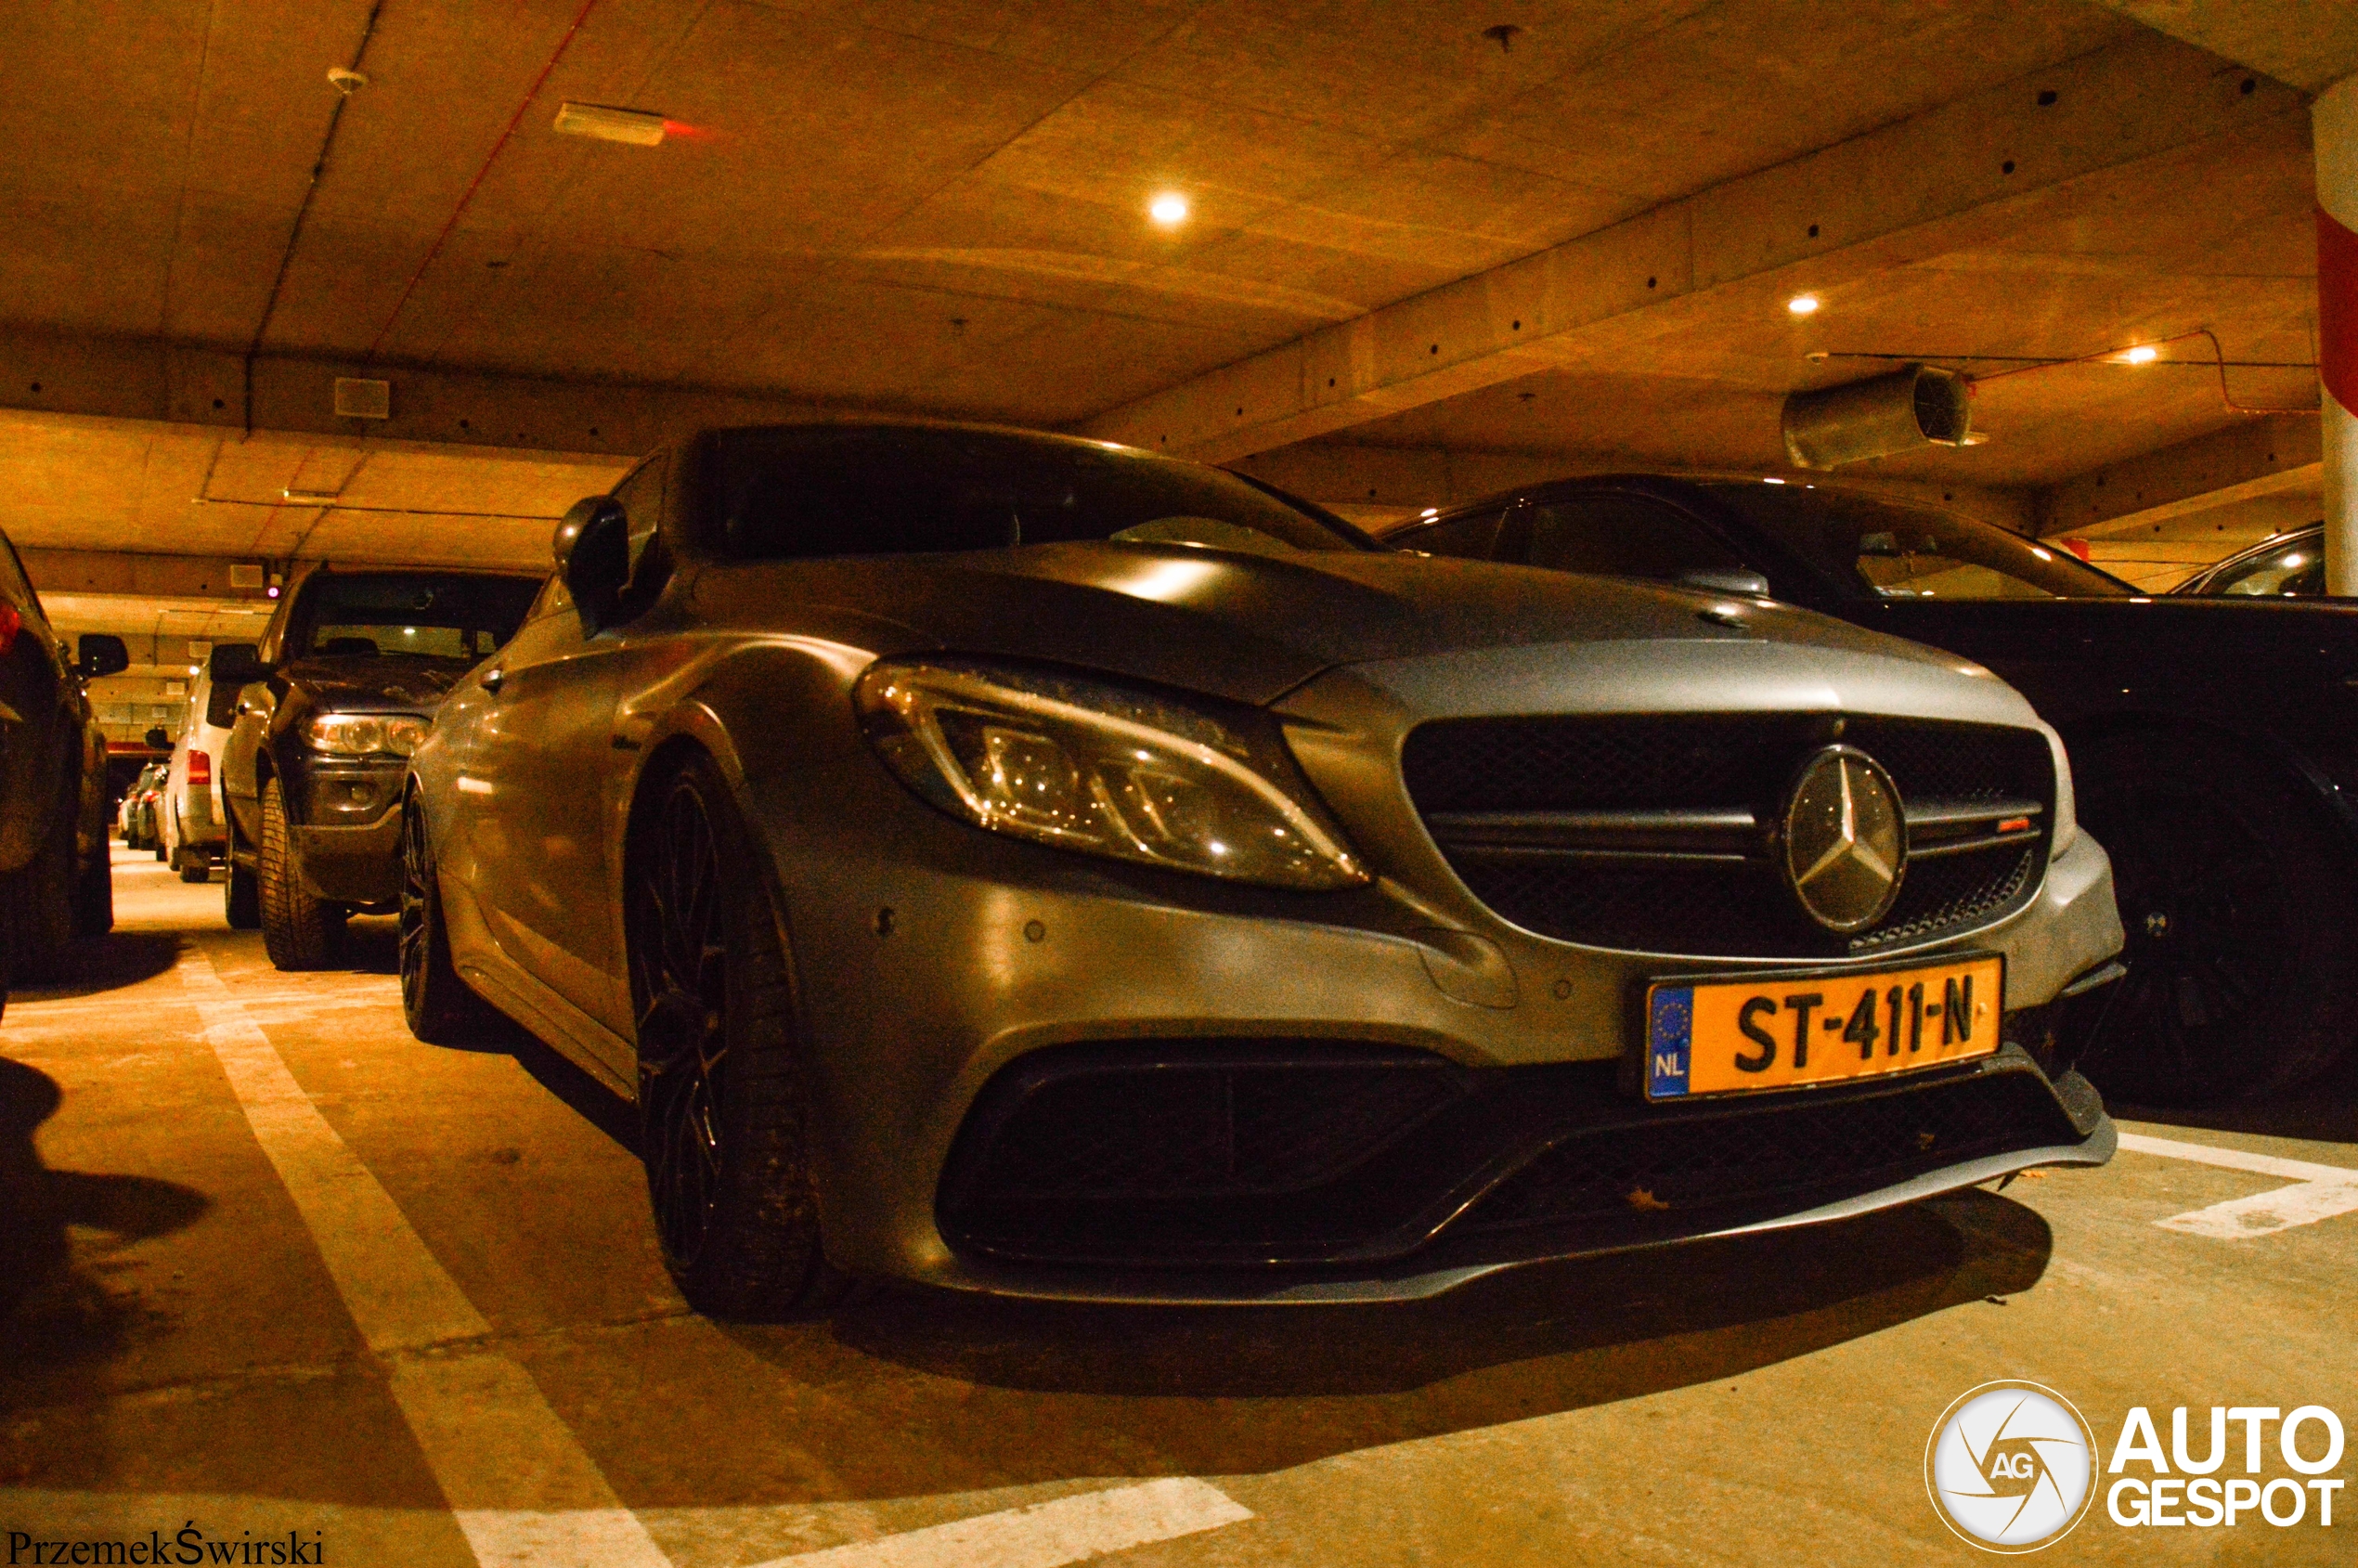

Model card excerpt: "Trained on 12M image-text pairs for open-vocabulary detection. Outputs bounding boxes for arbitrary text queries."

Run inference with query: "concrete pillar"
[2320,77,2358,594]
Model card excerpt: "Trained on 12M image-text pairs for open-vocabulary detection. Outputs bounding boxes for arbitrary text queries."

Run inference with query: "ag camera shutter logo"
[1925,1381,2098,1551]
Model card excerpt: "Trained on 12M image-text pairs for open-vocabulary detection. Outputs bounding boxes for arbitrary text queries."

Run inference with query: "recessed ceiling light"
[1148,192,1190,227]
[2122,344,2158,364]
[553,102,667,147]
[1787,294,1820,316]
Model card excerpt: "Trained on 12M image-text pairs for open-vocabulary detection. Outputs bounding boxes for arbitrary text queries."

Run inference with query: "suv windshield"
[703,425,1368,562]
[1704,483,2131,600]
[289,573,539,660]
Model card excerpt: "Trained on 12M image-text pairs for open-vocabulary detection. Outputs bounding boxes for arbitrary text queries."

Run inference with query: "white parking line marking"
[742,1478,1253,1568]
[179,946,673,1568]
[2116,1130,2358,1239]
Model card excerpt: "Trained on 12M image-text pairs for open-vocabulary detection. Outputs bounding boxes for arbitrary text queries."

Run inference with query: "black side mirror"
[208,642,266,686]
[1677,568,1773,598]
[554,496,630,631]
[77,633,129,679]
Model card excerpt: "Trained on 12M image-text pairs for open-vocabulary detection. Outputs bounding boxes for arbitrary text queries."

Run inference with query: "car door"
[462,457,665,1039]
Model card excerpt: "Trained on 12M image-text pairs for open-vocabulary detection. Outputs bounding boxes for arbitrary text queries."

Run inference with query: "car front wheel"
[2071,731,2358,1104]
[626,756,849,1320]
[257,776,344,969]
[398,796,496,1042]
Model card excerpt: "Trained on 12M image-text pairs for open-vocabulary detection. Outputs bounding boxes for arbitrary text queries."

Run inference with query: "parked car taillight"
[0,602,19,655]
[188,750,210,785]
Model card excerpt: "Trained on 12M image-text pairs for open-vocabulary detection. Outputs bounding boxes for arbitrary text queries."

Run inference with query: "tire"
[257,775,344,969]
[177,851,209,885]
[398,795,497,1043]
[2071,731,2358,1104]
[73,838,113,933]
[7,814,76,984]
[627,756,850,1320]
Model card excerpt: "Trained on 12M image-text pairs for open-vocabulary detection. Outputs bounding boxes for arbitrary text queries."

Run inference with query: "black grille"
[937,1043,2085,1269]
[1404,714,2053,957]
[1464,1068,2068,1233]
[950,1049,1459,1203]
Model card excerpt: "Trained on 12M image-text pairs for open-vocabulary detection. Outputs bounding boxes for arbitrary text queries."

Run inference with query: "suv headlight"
[305,712,430,758]
[855,658,1367,890]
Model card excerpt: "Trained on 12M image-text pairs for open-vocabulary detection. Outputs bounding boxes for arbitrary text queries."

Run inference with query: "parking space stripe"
[2116,1130,2357,1184]
[2116,1129,2358,1240]
[177,944,673,1568]
[741,1478,1252,1568]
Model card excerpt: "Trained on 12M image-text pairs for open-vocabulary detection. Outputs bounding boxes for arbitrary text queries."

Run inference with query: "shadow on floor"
[0,1056,210,1407]
[703,1187,2049,1494]
[6,932,184,1003]
[413,999,641,1153]
[2113,1045,2358,1147]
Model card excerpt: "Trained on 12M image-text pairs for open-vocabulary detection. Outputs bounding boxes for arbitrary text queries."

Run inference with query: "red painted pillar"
[2322,79,2358,593]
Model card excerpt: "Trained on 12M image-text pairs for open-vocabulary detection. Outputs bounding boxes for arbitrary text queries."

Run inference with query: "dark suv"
[214,565,540,970]
[0,527,126,993]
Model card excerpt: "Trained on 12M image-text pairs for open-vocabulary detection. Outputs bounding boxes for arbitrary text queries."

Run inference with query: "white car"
[161,647,252,884]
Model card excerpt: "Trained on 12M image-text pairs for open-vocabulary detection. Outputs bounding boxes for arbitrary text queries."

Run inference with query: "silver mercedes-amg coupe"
[400,421,2125,1317]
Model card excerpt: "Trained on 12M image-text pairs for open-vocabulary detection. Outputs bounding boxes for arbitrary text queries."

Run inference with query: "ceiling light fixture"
[1148,192,1190,227]
[282,488,340,504]
[2122,344,2158,365]
[1787,294,1820,317]
[553,102,667,147]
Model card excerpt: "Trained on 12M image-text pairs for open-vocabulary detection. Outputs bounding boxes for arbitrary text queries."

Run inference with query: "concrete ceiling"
[0,0,2339,603]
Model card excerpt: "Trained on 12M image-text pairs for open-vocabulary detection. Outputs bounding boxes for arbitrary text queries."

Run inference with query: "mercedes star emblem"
[1781,746,1906,932]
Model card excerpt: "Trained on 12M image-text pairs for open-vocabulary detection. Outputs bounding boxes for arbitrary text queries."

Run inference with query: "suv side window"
[1525,493,1750,581]
[1394,507,1510,560]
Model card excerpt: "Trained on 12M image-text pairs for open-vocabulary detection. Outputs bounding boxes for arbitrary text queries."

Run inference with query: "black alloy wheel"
[398,794,496,1043]
[626,756,846,1320]
[2070,732,2358,1104]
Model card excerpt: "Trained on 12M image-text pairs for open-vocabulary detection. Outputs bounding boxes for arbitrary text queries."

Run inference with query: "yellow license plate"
[1643,954,2003,1100]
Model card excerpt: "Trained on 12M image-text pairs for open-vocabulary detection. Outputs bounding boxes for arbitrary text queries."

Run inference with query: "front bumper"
[285,756,408,904]
[757,774,2123,1302]
[290,802,404,904]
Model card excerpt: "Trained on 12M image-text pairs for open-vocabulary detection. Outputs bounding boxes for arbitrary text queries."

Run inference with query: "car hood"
[279,657,475,711]
[692,542,1963,706]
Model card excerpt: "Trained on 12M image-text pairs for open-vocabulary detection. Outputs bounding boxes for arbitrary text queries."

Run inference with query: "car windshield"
[703,425,1369,562]
[290,572,539,660]
[2194,531,2324,597]
[1704,483,2132,600]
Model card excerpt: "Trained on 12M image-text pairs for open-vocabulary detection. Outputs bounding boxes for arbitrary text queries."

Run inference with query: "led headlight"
[855,659,1367,890]
[305,711,430,758]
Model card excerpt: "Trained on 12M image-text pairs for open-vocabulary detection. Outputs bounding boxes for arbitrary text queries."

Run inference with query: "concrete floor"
[2,846,2352,1566]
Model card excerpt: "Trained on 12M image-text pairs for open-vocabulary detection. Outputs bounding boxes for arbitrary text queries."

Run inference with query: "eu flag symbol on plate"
[1648,987,1692,1098]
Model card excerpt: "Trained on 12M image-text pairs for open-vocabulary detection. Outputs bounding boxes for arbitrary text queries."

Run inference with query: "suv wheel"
[2072,731,2358,1104]
[8,813,76,984]
[257,776,344,968]
[626,757,851,1320]
[72,836,113,933]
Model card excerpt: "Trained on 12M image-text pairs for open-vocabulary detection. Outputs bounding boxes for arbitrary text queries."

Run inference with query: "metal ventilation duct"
[1781,366,1974,470]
